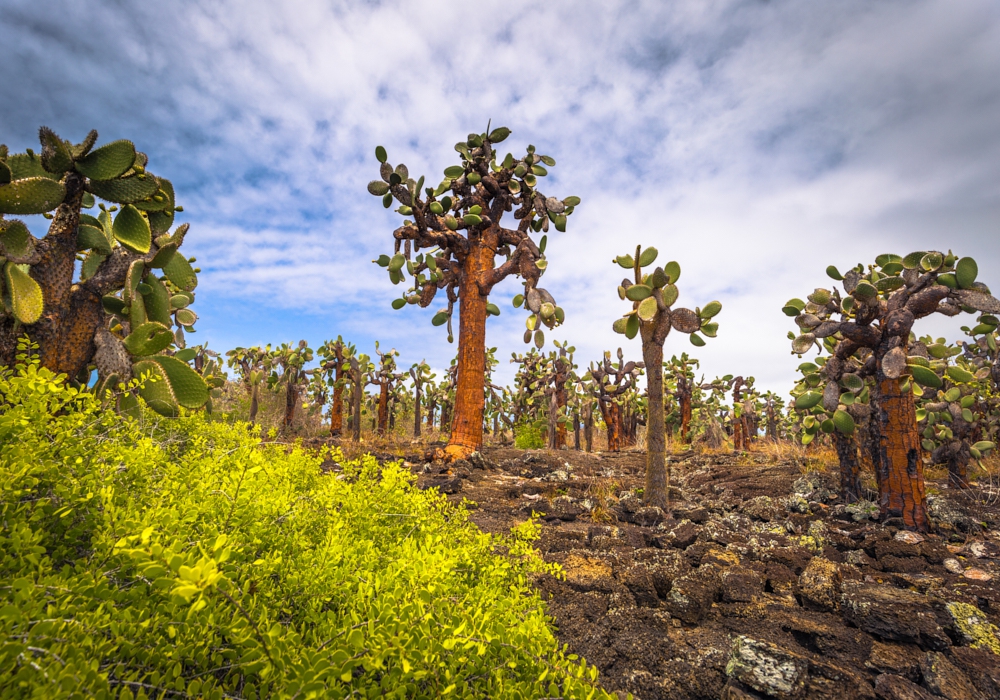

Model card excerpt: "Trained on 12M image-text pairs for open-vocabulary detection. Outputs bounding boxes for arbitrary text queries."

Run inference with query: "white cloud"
[2,0,999,392]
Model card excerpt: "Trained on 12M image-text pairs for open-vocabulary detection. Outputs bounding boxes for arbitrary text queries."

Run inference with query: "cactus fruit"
[0,127,206,417]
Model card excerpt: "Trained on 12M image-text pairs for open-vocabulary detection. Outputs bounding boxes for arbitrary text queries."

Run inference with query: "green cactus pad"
[169,294,191,310]
[0,161,11,185]
[701,321,719,337]
[955,257,978,289]
[533,329,544,348]
[792,334,815,354]
[795,392,823,410]
[375,145,388,163]
[143,276,172,326]
[612,317,628,334]
[649,267,669,289]
[135,355,210,414]
[946,366,975,384]
[0,177,66,215]
[833,409,855,435]
[7,153,59,181]
[908,363,942,388]
[39,127,73,174]
[0,220,33,258]
[486,303,500,316]
[368,180,390,196]
[80,252,106,281]
[901,251,926,269]
[876,276,905,293]
[101,294,126,315]
[431,311,449,326]
[75,139,136,181]
[826,265,844,280]
[615,254,634,269]
[840,373,864,393]
[130,293,148,327]
[782,298,806,316]
[388,254,406,273]
[512,294,524,307]
[124,321,175,356]
[920,252,943,271]
[853,281,877,300]
[661,261,680,284]
[77,224,112,254]
[689,333,705,347]
[88,175,158,204]
[444,165,464,179]
[112,204,151,253]
[661,284,679,307]
[625,314,639,339]
[637,296,658,321]
[488,127,511,143]
[163,252,198,291]
[147,242,177,269]
[175,308,197,326]
[4,262,43,324]
[625,284,652,301]
[700,300,722,318]
[638,247,658,267]
[463,213,482,226]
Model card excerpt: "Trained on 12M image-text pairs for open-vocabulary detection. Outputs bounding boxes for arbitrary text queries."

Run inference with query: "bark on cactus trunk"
[284,381,299,428]
[584,403,594,453]
[678,376,692,444]
[642,342,669,509]
[874,375,928,531]
[249,383,260,424]
[331,364,344,437]
[834,430,863,503]
[377,383,389,436]
[413,381,422,439]
[600,400,625,452]
[444,231,495,460]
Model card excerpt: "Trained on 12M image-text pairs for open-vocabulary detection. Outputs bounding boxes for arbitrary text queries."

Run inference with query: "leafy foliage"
[0,350,613,699]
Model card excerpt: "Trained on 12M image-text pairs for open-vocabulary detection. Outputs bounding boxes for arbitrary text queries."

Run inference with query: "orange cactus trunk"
[874,376,928,531]
[444,232,496,460]
[555,383,568,449]
[601,400,625,452]
[679,391,692,444]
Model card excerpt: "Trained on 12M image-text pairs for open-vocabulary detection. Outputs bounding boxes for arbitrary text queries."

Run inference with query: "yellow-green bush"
[0,349,613,699]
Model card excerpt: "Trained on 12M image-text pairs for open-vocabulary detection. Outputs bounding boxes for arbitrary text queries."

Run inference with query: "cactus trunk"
[352,374,362,441]
[284,381,298,428]
[573,410,581,450]
[874,374,928,531]
[444,232,496,460]
[249,383,260,424]
[834,430,863,503]
[584,404,594,453]
[331,366,344,437]
[678,376,692,444]
[547,391,559,450]
[555,382,568,449]
[600,400,625,452]
[642,341,669,509]
[377,383,389,435]
[413,381,422,439]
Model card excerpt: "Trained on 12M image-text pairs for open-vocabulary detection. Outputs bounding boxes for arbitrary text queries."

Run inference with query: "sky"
[3,0,999,393]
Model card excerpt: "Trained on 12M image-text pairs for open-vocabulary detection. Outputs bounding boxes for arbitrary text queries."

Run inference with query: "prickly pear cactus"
[0,127,207,416]
[785,252,1000,530]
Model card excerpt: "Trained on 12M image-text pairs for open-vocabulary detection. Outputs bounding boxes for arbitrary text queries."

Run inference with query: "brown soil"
[396,444,1000,700]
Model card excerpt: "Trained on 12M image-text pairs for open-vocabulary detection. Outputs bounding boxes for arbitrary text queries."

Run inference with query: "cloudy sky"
[3,0,999,393]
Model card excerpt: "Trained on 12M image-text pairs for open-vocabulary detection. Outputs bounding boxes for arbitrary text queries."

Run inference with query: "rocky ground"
[401,444,1000,700]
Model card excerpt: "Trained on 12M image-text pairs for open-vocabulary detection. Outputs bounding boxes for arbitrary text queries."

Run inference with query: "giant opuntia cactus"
[226,345,271,424]
[0,128,208,416]
[408,359,435,439]
[785,251,1000,531]
[585,349,644,452]
[613,246,721,509]
[368,128,579,460]
[367,342,402,436]
[317,337,353,437]
[268,341,313,429]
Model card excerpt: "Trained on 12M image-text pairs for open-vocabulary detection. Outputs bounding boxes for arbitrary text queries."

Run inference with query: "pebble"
[894,530,925,545]
[943,559,964,574]
[962,568,993,582]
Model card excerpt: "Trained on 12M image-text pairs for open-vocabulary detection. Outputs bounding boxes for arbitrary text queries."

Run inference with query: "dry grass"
[586,477,623,524]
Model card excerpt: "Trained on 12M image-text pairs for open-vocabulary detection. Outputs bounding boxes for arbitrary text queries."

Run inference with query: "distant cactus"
[408,360,435,439]
[368,342,402,436]
[586,349,644,452]
[226,345,270,424]
[369,128,579,460]
[317,337,352,437]
[613,246,721,509]
[0,127,208,415]
[786,251,1000,531]
[268,341,313,429]
[346,351,374,441]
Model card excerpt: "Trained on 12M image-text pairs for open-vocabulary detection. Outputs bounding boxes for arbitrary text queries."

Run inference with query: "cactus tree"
[369,127,579,460]
[368,343,402,436]
[786,251,1000,531]
[408,360,434,439]
[587,349,644,452]
[268,341,313,429]
[0,128,208,415]
[613,247,721,509]
[317,337,352,437]
[226,345,270,424]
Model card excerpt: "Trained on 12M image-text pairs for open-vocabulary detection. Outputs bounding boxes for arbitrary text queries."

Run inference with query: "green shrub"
[514,421,546,450]
[0,349,613,699]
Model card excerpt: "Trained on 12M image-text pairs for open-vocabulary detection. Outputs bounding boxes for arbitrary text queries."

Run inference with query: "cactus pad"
[75,139,136,181]
[134,354,210,414]
[123,322,175,356]
[3,262,43,324]
[112,204,151,253]
[0,177,66,215]
[163,252,198,291]
[88,175,158,204]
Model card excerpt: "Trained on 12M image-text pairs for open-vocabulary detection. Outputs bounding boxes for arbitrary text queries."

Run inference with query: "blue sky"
[3,0,999,392]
